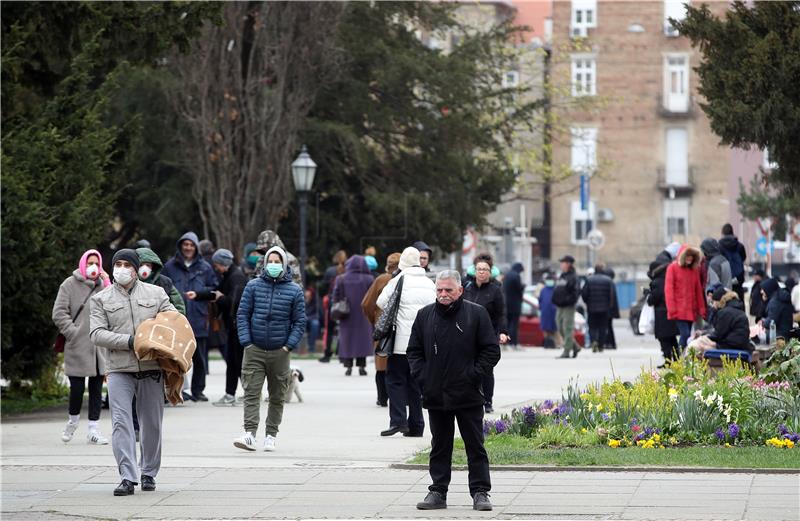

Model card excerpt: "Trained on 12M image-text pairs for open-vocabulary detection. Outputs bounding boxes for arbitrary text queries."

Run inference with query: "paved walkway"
[2,322,799,520]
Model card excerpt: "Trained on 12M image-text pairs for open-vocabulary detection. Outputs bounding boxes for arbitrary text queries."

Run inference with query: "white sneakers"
[87,431,109,445]
[61,422,108,445]
[233,432,277,452]
[61,421,78,443]
[233,432,257,451]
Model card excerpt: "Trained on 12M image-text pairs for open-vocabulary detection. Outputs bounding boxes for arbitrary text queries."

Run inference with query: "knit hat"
[399,247,420,270]
[711,286,728,302]
[112,248,140,272]
[761,278,779,299]
[212,248,235,267]
[665,242,681,259]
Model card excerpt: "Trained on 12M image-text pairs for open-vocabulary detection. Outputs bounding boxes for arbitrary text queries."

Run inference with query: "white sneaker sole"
[263,445,275,452]
[234,441,257,452]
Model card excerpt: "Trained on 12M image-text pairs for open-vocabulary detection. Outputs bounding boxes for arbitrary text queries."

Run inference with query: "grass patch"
[408,435,800,469]
[1,395,68,417]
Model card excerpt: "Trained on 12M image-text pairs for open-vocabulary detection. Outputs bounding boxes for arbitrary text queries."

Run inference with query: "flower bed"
[485,348,800,451]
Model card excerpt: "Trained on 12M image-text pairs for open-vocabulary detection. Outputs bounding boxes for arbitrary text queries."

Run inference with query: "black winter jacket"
[766,289,794,339]
[581,273,616,315]
[709,293,751,351]
[503,263,525,315]
[463,279,508,336]
[647,258,678,338]
[552,269,579,307]
[407,298,501,410]
[217,265,248,332]
[749,280,766,320]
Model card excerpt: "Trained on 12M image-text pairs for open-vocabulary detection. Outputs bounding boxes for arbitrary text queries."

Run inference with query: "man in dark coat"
[719,223,747,301]
[210,249,248,406]
[749,269,767,320]
[599,266,620,349]
[503,262,525,349]
[581,264,616,352]
[708,287,751,351]
[761,278,794,340]
[552,255,581,358]
[407,270,500,512]
[162,231,219,402]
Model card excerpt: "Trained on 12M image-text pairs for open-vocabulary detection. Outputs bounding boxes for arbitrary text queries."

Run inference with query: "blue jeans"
[676,320,693,349]
[306,318,321,352]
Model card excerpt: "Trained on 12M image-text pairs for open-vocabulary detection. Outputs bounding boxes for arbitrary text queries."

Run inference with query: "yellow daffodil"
[608,439,621,448]
[787,440,795,449]
[724,443,731,448]
[596,403,603,412]
[581,428,588,434]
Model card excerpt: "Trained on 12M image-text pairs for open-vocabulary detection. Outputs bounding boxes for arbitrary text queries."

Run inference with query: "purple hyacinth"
[494,419,508,434]
[542,400,554,410]
[600,413,610,421]
[483,420,492,435]
[788,432,800,443]
[728,423,740,439]
[644,426,655,437]
[778,424,790,436]
[521,406,537,425]
[715,428,726,441]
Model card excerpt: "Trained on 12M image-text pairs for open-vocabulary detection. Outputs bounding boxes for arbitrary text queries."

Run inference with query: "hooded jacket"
[252,230,302,285]
[718,234,747,283]
[665,245,707,322]
[332,255,375,359]
[503,262,525,315]
[708,292,751,351]
[700,238,732,290]
[406,298,501,410]
[216,263,248,333]
[764,281,794,339]
[647,256,679,339]
[89,278,176,373]
[136,248,186,315]
[463,277,508,336]
[236,246,306,350]
[376,265,435,355]
[162,232,219,337]
[52,249,109,377]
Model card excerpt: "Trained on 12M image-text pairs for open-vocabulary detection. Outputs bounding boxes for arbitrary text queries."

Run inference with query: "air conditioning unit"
[664,22,679,37]
[571,25,588,39]
[597,208,615,222]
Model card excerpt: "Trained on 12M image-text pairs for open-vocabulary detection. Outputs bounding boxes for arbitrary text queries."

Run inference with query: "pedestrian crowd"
[51,223,799,504]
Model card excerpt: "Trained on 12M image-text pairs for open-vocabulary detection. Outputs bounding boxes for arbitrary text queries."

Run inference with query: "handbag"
[374,276,405,358]
[54,285,96,353]
[330,276,350,321]
[375,328,396,358]
[638,302,655,336]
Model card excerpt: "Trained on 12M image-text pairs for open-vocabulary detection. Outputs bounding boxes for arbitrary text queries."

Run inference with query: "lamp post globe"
[292,145,316,283]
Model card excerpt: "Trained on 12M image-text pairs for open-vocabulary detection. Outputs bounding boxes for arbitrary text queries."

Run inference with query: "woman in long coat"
[332,255,375,375]
[648,249,679,364]
[52,249,111,445]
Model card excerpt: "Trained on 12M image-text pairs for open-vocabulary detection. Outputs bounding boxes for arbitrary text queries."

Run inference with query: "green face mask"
[266,263,283,278]
[246,254,260,268]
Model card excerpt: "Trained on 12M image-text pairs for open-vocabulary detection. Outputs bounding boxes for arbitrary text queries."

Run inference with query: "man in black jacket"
[503,262,525,349]
[552,255,581,358]
[209,249,249,406]
[581,264,616,352]
[407,270,500,512]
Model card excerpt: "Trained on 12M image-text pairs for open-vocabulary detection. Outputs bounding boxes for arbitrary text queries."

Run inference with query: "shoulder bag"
[54,284,96,353]
[330,276,350,321]
[374,276,405,357]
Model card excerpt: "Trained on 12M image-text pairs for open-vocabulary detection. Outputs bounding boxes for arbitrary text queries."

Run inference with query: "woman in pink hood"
[52,249,111,445]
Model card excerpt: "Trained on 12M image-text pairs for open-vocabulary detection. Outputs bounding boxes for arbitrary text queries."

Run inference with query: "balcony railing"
[657,166,695,197]
[658,94,694,118]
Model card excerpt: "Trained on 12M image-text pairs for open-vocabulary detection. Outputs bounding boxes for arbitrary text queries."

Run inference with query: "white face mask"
[85,264,100,279]
[138,265,152,280]
[113,266,134,285]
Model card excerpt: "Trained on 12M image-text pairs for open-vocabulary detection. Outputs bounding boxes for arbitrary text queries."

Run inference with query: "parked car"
[518,293,585,347]
[629,289,649,336]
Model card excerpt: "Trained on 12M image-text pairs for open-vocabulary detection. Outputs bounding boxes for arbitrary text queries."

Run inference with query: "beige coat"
[52,270,107,377]
[89,280,176,373]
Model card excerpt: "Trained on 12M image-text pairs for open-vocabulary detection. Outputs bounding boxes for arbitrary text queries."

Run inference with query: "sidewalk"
[2,322,798,520]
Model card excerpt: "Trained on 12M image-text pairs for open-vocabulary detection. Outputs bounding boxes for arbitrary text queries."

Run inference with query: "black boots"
[416,491,447,510]
[141,475,156,492]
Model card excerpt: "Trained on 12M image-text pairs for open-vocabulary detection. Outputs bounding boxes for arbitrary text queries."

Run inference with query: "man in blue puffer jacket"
[162,231,218,402]
[234,246,305,452]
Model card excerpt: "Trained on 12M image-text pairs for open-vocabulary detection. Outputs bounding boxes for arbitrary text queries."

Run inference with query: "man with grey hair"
[406,269,501,512]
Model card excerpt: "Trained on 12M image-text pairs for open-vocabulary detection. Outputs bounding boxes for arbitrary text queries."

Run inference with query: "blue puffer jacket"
[161,231,219,338]
[236,247,306,351]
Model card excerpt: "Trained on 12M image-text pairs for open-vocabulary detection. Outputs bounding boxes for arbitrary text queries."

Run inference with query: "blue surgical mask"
[545,279,555,287]
[266,263,283,278]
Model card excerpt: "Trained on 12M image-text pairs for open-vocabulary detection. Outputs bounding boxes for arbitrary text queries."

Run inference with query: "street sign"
[757,217,772,236]
[755,236,774,256]
[586,229,605,251]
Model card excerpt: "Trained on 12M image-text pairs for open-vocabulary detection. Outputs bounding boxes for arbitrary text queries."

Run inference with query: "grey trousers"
[107,372,164,482]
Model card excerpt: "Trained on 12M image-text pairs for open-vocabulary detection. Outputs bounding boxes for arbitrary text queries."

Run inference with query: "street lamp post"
[291,145,317,284]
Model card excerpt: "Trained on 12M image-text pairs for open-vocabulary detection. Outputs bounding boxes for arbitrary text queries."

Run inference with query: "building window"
[571,56,597,97]
[571,127,598,174]
[571,200,596,244]
[663,198,689,242]
[762,148,778,170]
[571,0,597,38]
[663,54,689,112]
[665,128,689,186]
[664,0,689,37]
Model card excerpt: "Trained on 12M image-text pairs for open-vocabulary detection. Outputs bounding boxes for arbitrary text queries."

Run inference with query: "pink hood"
[78,249,110,287]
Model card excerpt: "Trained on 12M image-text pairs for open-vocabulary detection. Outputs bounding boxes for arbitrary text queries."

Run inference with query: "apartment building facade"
[548,0,736,277]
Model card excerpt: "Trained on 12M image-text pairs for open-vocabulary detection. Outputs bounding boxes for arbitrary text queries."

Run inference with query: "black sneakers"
[473,491,492,511]
[416,491,447,510]
[141,475,156,492]
[113,479,135,496]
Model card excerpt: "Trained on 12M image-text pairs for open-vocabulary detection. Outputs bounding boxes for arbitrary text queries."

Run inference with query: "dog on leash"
[284,366,304,403]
